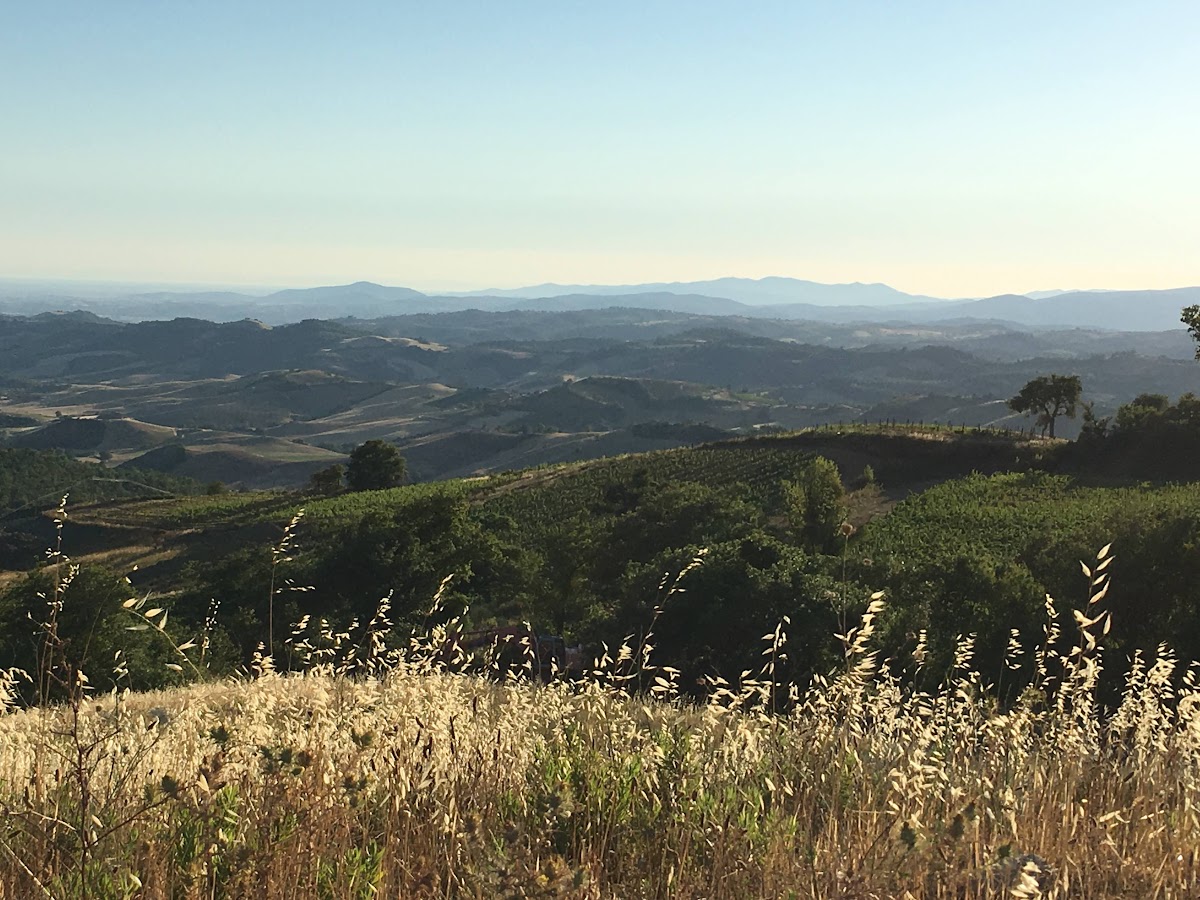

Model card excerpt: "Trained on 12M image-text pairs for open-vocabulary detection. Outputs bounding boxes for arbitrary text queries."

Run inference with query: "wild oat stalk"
[267,507,306,660]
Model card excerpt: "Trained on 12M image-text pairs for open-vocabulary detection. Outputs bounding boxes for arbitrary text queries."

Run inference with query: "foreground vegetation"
[2,553,1198,898]
[4,394,1200,896]
[8,423,1200,704]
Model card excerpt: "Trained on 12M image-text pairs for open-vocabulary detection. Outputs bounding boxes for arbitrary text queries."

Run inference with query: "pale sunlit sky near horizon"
[2,1,1197,298]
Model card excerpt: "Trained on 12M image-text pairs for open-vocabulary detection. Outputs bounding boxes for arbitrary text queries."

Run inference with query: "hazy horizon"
[5,272,1198,304]
[3,2,1196,297]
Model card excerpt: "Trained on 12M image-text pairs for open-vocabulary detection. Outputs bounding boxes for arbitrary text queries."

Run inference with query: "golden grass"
[2,540,1198,898]
[3,588,1200,898]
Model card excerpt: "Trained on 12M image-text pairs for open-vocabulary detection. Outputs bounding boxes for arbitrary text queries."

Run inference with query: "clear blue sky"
[2,1,1197,296]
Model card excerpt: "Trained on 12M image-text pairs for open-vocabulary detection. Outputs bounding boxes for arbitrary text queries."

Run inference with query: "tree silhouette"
[1184,306,1200,359]
[1007,374,1082,438]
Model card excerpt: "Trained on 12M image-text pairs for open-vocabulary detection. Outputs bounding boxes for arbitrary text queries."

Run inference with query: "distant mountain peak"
[442,276,944,307]
[1023,288,1120,300]
[264,282,428,303]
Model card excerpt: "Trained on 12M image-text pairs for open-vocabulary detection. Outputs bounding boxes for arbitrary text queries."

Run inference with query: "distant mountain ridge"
[264,281,427,304]
[929,289,1200,331]
[1,278,1197,332]
[444,276,944,306]
[1023,288,1120,300]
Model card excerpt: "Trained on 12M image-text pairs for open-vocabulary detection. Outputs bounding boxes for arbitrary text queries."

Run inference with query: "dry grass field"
[2,546,1198,899]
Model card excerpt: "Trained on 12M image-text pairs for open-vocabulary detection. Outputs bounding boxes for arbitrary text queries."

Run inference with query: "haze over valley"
[3,275,1196,331]
[1,274,1196,487]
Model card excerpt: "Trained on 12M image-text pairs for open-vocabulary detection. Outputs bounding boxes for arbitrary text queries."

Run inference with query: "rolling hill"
[1,307,1197,487]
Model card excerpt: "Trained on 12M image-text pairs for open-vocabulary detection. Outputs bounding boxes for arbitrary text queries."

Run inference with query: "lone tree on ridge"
[346,440,407,492]
[1008,374,1082,439]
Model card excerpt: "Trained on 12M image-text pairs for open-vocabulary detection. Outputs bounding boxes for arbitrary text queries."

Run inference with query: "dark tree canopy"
[346,440,407,492]
[1184,305,1200,360]
[1007,374,1082,438]
[308,463,345,496]
[783,456,845,552]
[1113,392,1200,435]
